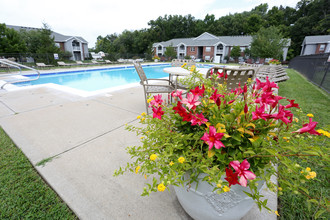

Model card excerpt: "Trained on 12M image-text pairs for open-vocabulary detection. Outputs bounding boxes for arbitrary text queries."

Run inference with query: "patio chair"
[105,60,112,64]
[36,63,54,69]
[134,62,175,114]
[206,66,255,91]
[57,61,74,67]
[92,60,105,65]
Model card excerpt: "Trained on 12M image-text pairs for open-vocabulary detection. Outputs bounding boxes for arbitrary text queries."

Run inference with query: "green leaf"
[314,209,326,219]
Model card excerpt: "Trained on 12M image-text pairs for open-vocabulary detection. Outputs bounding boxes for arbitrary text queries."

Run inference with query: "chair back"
[133,62,148,85]
[206,66,255,91]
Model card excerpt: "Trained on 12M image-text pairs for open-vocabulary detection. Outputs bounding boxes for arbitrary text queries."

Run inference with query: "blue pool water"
[15,64,171,92]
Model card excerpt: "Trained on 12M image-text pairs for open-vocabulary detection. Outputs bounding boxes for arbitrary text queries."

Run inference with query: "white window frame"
[205,47,211,52]
[319,44,325,51]
[190,47,195,52]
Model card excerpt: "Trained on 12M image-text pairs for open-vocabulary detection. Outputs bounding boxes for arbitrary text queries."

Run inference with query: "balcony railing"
[216,49,223,54]
[72,46,81,51]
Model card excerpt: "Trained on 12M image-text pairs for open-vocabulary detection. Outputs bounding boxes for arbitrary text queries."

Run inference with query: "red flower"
[190,85,205,96]
[190,113,208,126]
[225,168,239,187]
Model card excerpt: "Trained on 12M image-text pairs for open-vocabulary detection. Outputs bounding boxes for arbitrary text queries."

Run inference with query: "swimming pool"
[14,64,171,92]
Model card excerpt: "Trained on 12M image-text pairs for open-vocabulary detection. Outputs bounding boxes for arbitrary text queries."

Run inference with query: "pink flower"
[171,90,183,100]
[285,99,300,109]
[152,106,164,120]
[149,94,163,107]
[252,104,270,121]
[293,118,321,135]
[182,93,201,110]
[229,159,256,187]
[201,126,225,150]
[271,105,292,125]
[190,113,208,126]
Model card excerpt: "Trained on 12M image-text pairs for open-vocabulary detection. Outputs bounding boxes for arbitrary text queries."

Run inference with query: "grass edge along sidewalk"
[0,128,77,219]
[277,68,329,219]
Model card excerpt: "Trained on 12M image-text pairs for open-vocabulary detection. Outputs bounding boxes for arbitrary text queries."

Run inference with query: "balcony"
[178,49,185,53]
[72,46,81,51]
[216,49,223,54]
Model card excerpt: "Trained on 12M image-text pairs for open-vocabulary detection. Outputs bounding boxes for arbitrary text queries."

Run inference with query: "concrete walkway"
[0,84,276,219]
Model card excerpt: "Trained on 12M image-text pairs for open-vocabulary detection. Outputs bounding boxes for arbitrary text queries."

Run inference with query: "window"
[217,44,223,50]
[158,46,162,51]
[55,43,60,48]
[180,45,185,50]
[205,47,211,52]
[319,44,325,51]
[240,47,245,52]
[190,47,195,52]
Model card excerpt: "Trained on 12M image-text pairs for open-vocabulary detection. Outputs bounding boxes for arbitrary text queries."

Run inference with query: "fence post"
[320,62,329,88]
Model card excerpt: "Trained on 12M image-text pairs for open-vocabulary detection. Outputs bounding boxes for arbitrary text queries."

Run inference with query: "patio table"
[163,67,209,90]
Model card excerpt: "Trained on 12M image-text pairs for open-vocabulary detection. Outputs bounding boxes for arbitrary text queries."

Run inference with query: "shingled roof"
[302,35,330,45]
[153,32,253,47]
[6,24,88,43]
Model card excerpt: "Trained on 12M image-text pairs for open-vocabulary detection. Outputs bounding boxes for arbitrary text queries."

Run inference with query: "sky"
[0,0,300,48]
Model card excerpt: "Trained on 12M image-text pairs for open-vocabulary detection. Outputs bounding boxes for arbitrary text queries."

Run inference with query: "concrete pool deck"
[0,81,277,219]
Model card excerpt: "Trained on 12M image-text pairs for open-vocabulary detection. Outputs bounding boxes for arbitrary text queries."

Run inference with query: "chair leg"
[145,92,149,114]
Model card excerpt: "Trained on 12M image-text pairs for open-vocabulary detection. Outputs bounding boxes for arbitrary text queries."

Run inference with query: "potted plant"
[114,68,328,219]
[152,55,160,62]
[268,59,281,65]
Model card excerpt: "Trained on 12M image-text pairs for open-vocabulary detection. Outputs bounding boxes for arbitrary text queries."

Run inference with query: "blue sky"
[0,0,300,48]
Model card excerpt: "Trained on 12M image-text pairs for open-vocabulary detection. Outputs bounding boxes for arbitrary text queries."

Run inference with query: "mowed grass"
[277,69,330,219]
[0,128,77,219]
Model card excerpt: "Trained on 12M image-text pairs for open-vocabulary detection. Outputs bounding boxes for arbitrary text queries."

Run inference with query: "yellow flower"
[150,154,157,161]
[147,98,152,103]
[306,171,316,179]
[178,157,185,163]
[137,115,141,119]
[305,167,311,172]
[278,187,282,191]
[144,174,147,179]
[223,186,230,192]
[169,161,174,166]
[217,183,222,188]
[141,118,145,122]
[274,210,280,216]
[181,63,187,68]
[141,112,147,116]
[135,166,141,174]
[157,183,166,192]
[316,129,330,138]
[306,113,314,117]
[247,78,252,82]
[140,136,144,139]
[294,117,299,123]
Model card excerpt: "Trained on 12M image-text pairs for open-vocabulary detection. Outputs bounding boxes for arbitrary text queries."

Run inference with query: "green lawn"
[0,128,77,219]
[277,69,330,219]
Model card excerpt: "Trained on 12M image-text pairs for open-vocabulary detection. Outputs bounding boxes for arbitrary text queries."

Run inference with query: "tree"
[230,46,241,62]
[0,23,27,53]
[164,44,176,59]
[250,26,288,59]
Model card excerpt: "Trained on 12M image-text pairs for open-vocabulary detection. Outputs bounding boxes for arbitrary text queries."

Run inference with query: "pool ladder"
[0,59,40,89]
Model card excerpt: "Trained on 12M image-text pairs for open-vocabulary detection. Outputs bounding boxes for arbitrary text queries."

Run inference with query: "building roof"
[153,32,290,48]
[153,32,253,47]
[6,24,88,43]
[302,35,330,45]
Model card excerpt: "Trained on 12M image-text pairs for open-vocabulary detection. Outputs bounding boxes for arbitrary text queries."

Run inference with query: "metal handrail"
[0,59,40,89]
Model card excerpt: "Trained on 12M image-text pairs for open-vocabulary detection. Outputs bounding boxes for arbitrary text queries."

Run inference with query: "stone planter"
[174,173,264,220]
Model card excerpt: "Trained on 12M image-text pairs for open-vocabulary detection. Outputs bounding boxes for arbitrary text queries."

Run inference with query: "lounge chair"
[133,62,175,114]
[91,60,105,65]
[206,66,256,91]
[76,61,93,66]
[36,63,54,68]
[105,60,112,64]
[57,61,74,67]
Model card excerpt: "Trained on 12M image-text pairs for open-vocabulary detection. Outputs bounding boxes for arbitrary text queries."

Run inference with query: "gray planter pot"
[174,173,264,220]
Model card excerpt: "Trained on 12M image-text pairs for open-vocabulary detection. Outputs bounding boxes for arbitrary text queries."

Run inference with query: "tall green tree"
[164,44,177,59]
[251,26,288,59]
[230,46,241,62]
[0,23,27,53]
